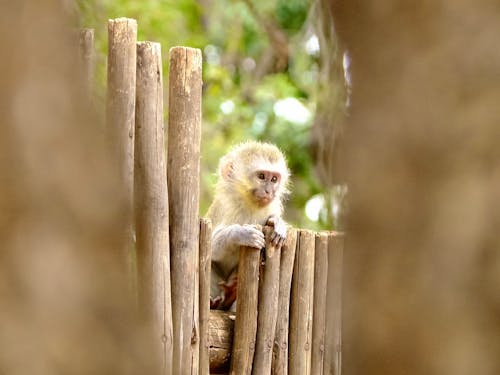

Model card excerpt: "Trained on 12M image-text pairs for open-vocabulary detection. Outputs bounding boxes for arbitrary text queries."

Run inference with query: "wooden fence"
[79,18,343,375]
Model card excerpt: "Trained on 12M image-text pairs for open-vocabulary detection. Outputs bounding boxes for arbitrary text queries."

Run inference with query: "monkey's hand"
[211,224,264,278]
[228,224,266,249]
[266,216,287,247]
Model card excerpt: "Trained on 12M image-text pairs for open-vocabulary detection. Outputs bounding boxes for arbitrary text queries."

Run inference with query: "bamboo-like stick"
[324,232,344,375]
[199,218,212,375]
[135,40,173,375]
[230,244,261,375]
[289,230,316,375]
[271,228,298,375]
[311,232,329,375]
[252,227,282,375]
[107,17,137,273]
[167,46,203,375]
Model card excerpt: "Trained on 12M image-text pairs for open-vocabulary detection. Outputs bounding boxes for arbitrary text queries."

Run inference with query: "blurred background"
[1,0,500,374]
[73,0,348,231]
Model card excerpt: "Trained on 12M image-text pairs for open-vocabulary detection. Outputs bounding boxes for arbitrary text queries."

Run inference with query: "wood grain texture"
[107,17,137,239]
[272,228,298,375]
[289,230,315,375]
[167,46,202,375]
[324,232,344,375]
[230,245,261,375]
[311,232,329,375]
[134,41,172,375]
[199,218,213,375]
[252,227,282,375]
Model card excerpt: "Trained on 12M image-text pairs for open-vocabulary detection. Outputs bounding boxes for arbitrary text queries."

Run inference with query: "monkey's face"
[251,170,281,207]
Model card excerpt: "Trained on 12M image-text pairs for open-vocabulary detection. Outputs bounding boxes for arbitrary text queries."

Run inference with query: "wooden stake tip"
[108,17,138,26]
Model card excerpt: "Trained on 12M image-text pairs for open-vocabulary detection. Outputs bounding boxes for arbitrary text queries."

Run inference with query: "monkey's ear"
[220,161,234,181]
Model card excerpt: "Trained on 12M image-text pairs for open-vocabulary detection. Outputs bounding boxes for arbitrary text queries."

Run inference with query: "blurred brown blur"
[0,2,158,373]
[318,1,500,374]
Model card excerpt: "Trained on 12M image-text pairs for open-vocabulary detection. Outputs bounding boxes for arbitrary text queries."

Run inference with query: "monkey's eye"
[258,173,265,180]
[271,176,278,183]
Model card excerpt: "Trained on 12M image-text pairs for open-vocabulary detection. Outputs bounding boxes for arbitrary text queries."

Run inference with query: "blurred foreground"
[326,1,500,374]
[0,2,159,373]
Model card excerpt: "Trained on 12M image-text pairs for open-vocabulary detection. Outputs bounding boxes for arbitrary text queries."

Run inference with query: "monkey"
[206,141,290,309]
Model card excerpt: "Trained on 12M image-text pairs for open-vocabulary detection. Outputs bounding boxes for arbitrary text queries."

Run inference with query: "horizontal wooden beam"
[209,310,235,374]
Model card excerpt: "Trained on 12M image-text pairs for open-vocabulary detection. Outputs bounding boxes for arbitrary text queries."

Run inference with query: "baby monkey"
[207,141,290,309]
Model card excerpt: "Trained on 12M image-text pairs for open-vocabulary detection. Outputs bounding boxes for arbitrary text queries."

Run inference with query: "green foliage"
[75,0,332,230]
[276,0,309,33]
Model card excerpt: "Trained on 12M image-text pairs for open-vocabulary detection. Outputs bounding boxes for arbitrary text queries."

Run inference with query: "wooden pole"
[252,227,282,375]
[311,232,329,375]
[107,18,137,271]
[324,232,344,375]
[78,28,94,95]
[272,228,298,375]
[134,41,172,375]
[167,46,202,375]
[199,218,212,375]
[289,230,315,375]
[230,245,261,375]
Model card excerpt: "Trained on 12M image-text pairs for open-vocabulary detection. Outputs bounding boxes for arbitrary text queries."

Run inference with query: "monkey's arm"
[266,215,287,247]
[211,224,265,278]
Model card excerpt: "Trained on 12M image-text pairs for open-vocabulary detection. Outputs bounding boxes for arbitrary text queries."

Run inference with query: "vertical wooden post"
[167,46,202,375]
[199,218,212,375]
[272,228,298,375]
[324,232,344,375]
[289,230,315,375]
[107,18,137,270]
[134,41,172,375]
[230,245,261,375]
[252,227,282,375]
[311,233,329,375]
[78,28,94,95]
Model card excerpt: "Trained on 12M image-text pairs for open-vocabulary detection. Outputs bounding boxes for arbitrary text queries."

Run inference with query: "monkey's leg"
[218,269,238,310]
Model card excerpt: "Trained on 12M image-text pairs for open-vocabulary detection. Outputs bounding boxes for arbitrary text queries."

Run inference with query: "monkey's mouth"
[251,188,274,206]
[255,196,272,206]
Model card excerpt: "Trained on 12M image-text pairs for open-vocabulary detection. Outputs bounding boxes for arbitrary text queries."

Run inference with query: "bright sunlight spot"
[273,97,311,124]
[220,99,235,114]
[305,194,325,222]
[305,34,320,55]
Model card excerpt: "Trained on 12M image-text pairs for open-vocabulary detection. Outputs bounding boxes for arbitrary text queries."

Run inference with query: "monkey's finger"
[272,237,280,247]
[257,235,266,247]
[277,237,285,248]
[250,233,265,249]
[249,229,265,239]
[251,240,265,249]
[241,226,265,247]
[251,229,266,241]
[247,239,265,249]
[266,216,276,227]
[270,232,280,246]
